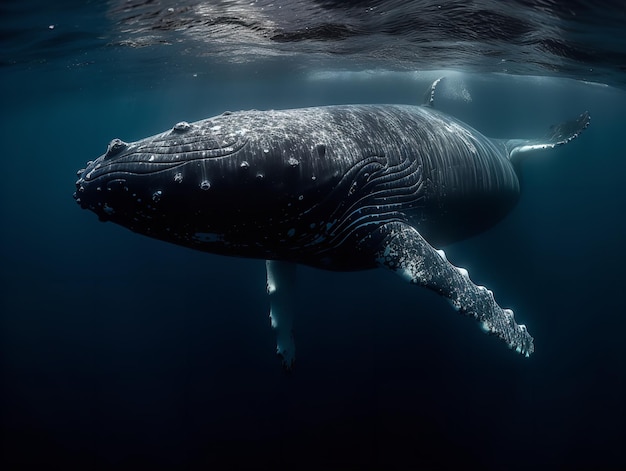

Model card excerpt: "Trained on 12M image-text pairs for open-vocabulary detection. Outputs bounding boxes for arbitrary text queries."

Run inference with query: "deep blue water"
[1,1,625,470]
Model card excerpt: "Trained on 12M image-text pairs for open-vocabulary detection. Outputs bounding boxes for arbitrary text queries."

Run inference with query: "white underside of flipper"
[266,260,297,370]
[506,111,590,162]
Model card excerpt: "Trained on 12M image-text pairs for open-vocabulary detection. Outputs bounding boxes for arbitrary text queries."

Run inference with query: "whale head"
[73,116,331,261]
[73,119,274,255]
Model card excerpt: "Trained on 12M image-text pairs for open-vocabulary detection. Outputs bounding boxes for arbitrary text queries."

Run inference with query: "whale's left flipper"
[374,222,534,357]
[266,260,297,370]
[506,111,591,162]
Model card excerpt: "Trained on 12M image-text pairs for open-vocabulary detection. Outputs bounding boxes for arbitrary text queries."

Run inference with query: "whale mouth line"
[80,159,193,182]
[118,135,250,161]
[80,137,250,182]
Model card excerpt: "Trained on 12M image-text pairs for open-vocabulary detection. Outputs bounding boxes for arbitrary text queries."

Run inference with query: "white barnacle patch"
[447,299,462,312]
[288,157,300,167]
[210,125,222,132]
[399,267,415,283]
[173,121,191,132]
[174,172,183,183]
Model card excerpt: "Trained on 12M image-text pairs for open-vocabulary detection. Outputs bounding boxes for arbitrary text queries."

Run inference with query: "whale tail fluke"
[505,111,591,162]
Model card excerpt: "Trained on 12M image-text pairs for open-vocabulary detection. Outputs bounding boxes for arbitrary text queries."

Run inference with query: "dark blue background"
[1,58,625,470]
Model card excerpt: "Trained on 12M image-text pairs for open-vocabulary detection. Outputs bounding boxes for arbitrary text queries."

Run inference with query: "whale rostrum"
[75,79,590,369]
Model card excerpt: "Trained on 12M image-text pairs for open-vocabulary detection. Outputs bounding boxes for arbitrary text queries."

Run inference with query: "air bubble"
[152,190,162,202]
[240,161,250,169]
[256,173,264,180]
[174,172,183,183]
[200,180,211,191]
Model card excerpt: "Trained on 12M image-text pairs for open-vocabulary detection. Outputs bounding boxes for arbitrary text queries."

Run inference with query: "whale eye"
[105,139,128,158]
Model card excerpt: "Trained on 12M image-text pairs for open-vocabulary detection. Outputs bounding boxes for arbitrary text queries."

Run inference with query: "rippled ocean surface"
[1,1,625,470]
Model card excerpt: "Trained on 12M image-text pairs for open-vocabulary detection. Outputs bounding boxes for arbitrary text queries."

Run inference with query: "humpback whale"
[74,79,590,369]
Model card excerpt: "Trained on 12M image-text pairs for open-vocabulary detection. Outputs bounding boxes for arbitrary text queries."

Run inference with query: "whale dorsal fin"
[423,77,445,107]
[506,111,591,162]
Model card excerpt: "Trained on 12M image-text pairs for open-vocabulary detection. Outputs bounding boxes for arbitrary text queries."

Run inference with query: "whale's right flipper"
[374,222,534,357]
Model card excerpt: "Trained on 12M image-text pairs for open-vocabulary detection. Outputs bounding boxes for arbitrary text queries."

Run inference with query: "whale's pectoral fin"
[266,260,297,370]
[373,222,534,357]
[506,111,590,162]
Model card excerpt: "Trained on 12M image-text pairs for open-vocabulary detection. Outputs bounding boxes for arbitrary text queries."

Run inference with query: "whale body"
[75,80,590,368]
